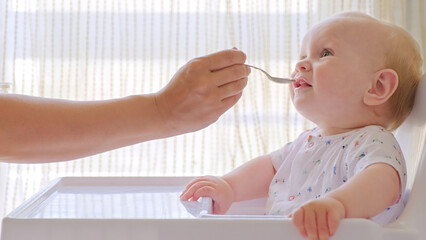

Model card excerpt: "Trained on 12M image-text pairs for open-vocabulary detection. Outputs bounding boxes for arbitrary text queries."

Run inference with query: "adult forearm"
[0,94,166,163]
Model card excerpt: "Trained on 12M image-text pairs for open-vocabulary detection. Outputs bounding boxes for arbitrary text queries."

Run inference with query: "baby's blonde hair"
[382,23,423,130]
[335,12,423,130]
[330,12,423,130]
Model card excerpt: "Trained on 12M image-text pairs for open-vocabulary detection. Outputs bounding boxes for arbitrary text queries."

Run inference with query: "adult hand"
[154,48,250,136]
[180,175,234,214]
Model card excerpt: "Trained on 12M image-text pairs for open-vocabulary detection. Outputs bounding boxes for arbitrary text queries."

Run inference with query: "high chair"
[1,74,425,240]
[391,72,426,238]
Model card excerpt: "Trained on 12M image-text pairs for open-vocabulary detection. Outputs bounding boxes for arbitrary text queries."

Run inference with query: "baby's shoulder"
[353,125,397,143]
[342,125,402,155]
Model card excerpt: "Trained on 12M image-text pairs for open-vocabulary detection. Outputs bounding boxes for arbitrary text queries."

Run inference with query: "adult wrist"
[152,91,179,137]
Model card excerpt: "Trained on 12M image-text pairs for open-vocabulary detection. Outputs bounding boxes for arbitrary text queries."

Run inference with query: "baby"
[180,12,423,240]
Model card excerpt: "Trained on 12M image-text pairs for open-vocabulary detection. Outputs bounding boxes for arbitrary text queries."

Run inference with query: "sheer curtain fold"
[0,0,424,218]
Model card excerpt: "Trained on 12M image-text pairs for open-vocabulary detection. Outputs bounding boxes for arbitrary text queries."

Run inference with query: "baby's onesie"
[265,125,406,225]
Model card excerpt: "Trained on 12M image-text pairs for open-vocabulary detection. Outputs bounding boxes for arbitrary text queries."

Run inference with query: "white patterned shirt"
[266,125,406,225]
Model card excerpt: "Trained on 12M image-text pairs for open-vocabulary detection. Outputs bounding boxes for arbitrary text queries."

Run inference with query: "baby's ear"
[363,69,398,106]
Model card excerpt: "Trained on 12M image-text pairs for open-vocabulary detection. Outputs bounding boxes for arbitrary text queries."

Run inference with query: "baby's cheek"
[315,72,345,97]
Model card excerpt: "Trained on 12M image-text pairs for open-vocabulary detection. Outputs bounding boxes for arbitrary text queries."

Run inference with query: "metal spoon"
[245,64,294,84]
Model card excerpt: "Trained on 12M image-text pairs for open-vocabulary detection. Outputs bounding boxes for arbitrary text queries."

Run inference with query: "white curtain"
[0,0,424,219]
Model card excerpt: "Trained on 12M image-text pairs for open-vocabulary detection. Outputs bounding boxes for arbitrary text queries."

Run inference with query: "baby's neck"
[317,127,357,137]
[317,124,385,137]
[315,104,391,137]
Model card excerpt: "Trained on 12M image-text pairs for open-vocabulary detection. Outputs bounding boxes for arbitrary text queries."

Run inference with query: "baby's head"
[291,11,423,133]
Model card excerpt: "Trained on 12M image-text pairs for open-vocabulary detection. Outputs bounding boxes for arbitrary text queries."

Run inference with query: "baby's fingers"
[292,208,307,237]
[181,178,204,194]
[180,180,216,201]
[180,179,204,200]
[316,209,329,240]
[327,209,341,236]
[304,209,318,240]
[192,185,216,200]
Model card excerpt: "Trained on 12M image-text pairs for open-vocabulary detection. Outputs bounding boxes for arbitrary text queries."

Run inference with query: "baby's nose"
[295,60,311,72]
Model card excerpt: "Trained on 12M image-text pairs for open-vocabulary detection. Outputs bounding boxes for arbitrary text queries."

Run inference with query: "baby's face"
[290,14,387,132]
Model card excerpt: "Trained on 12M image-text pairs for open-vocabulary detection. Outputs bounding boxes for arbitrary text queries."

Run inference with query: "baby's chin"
[291,99,315,119]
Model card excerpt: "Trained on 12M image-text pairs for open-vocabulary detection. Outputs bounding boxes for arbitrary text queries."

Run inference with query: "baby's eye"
[321,49,333,57]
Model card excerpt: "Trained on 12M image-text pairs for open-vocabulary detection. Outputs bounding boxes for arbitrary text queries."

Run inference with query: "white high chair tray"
[0,177,417,240]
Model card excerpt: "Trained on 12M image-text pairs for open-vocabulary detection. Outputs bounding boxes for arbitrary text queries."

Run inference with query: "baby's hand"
[180,176,234,214]
[291,197,346,240]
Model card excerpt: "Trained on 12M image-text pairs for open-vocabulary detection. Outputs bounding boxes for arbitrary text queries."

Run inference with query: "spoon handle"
[245,64,294,84]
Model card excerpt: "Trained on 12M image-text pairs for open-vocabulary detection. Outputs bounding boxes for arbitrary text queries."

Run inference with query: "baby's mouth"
[294,78,312,88]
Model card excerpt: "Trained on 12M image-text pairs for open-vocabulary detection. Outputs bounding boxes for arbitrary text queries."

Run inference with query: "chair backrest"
[395,73,426,229]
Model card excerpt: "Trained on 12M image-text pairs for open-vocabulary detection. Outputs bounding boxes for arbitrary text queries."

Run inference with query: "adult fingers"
[219,92,243,114]
[200,49,247,72]
[210,77,247,116]
[218,77,248,100]
[211,64,251,87]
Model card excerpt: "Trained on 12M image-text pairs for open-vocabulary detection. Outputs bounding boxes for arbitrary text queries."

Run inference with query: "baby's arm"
[292,163,400,240]
[180,154,275,214]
